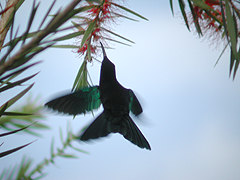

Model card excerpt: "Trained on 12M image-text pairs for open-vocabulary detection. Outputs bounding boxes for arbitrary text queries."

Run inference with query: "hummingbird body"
[45,43,151,150]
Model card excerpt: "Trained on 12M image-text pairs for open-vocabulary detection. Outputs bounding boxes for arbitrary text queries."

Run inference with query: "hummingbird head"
[100,42,117,82]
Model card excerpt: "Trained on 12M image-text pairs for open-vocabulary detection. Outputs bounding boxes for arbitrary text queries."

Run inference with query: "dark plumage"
[45,43,151,150]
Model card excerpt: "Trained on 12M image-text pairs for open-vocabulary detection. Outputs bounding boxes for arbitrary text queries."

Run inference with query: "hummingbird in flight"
[45,43,151,150]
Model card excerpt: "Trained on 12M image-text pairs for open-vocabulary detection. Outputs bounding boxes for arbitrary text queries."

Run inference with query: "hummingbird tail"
[120,115,151,150]
[80,112,151,150]
[80,112,110,141]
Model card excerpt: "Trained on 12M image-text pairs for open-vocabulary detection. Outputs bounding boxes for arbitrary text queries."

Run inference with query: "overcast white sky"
[1,1,240,180]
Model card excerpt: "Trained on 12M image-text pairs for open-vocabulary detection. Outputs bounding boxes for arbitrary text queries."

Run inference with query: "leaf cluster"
[0,123,87,180]
[51,0,148,91]
[170,0,240,79]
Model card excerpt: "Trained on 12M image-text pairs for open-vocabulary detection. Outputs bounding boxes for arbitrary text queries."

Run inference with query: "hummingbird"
[45,43,151,150]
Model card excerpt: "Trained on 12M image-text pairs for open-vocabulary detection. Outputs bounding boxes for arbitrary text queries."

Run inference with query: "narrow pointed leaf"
[225,0,238,60]
[0,61,41,82]
[0,123,33,137]
[111,3,148,21]
[59,127,64,144]
[50,137,54,157]
[22,1,40,44]
[103,37,131,46]
[53,30,84,41]
[215,43,228,67]
[1,112,32,116]
[101,27,135,43]
[112,12,139,22]
[80,19,97,48]
[0,103,8,117]
[230,48,235,77]
[0,141,33,158]
[51,45,79,49]
[170,0,174,15]
[178,0,190,30]
[187,0,202,35]
[0,72,38,93]
[69,144,89,154]
[4,84,34,109]
[38,0,57,30]
[59,153,77,158]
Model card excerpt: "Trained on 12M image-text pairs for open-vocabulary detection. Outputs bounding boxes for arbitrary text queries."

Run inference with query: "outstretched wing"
[129,89,143,116]
[45,86,101,115]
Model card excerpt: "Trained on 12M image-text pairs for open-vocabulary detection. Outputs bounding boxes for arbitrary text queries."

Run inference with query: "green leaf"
[191,0,214,10]
[225,0,238,60]
[3,31,40,48]
[38,0,57,30]
[178,0,190,31]
[0,103,8,117]
[59,153,77,158]
[0,61,41,82]
[53,30,85,41]
[87,40,92,61]
[69,144,89,154]
[80,19,97,48]
[1,112,32,116]
[230,48,235,77]
[51,45,79,49]
[187,0,202,36]
[112,12,139,22]
[0,72,38,93]
[72,61,88,91]
[233,55,239,79]
[0,141,33,158]
[0,123,33,137]
[111,3,148,21]
[22,1,40,44]
[16,157,33,179]
[59,127,64,144]
[102,37,131,46]
[170,0,174,15]
[101,27,135,44]
[214,43,229,67]
[3,83,34,109]
[50,137,55,157]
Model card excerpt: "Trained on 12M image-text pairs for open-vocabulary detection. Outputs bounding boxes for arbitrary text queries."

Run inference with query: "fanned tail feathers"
[121,116,151,150]
[80,112,110,141]
[80,112,151,150]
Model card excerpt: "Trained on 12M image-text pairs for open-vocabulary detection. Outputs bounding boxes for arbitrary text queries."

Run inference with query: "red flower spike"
[78,44,88,54]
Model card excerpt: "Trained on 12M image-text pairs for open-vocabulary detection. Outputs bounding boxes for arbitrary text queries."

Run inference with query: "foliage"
[170,0,240,79]
[0,0,83,159]
[0,124,87,180]
[51,0,148,91]
[0,0,147,178]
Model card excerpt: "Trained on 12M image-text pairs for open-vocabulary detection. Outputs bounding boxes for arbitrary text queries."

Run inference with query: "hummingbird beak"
[100,42,107,57]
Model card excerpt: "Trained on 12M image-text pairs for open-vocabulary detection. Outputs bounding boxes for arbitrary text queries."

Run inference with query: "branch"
[0,0,19,49]
[0,0,82,75]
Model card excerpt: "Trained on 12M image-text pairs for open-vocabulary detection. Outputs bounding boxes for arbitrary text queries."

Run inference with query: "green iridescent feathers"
[45,86,101,115]
[46,86,142,117]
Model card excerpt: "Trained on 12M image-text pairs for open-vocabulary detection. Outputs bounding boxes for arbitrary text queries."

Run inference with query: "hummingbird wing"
[45,86,101,115]
[129,89,143,116]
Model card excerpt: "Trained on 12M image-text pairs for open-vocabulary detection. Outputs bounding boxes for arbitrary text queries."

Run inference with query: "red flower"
[78,44,87,54]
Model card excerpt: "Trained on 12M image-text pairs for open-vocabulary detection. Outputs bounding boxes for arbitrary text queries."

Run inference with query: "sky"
[1,0,240,180]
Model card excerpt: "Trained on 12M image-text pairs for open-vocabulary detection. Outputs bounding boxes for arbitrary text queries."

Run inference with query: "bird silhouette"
[45,43,151,150]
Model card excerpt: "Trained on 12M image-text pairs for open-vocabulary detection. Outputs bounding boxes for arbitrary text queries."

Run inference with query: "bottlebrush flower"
[76,0,116,60]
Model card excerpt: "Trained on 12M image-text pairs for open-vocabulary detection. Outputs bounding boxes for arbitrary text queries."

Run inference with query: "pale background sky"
[1,0,240,180]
